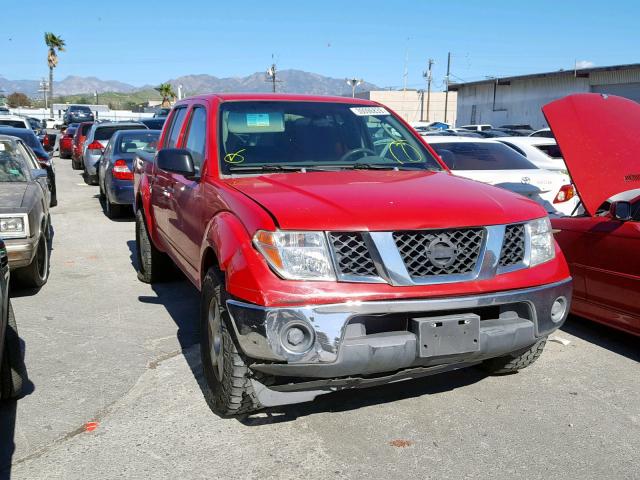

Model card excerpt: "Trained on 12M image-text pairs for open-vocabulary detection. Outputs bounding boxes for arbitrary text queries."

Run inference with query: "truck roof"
[180,92,378,105]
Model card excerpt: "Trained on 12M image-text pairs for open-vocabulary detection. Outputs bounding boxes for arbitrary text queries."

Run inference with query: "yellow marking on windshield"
[224,149,246,164]
[388,141,423,164]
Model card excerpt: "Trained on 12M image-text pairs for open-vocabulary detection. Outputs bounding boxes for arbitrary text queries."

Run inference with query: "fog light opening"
[280,322,315,354]
[551,297,567,323]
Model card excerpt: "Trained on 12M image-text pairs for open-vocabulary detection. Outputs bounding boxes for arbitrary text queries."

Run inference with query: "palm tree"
[155,83,177,107]
[44,32,65,117]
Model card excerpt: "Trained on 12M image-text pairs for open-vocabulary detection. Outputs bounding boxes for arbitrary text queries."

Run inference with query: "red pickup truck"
[134,93,572,416]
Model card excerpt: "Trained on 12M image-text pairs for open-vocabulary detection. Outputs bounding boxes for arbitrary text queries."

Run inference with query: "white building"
[450,63,640,129]
[356,90,457,126]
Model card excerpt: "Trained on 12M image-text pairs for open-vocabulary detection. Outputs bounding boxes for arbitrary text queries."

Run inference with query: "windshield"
[0,141,28,182]
[0,120,26,128]
[95,125,143,141]
[218,101,442,174]
[117,131,160,153]
[429,141,538,170]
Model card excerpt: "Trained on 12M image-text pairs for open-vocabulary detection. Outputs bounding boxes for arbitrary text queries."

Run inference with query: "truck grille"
[329,232,377,277]
[393,228,485,277]
[499,224,526,267]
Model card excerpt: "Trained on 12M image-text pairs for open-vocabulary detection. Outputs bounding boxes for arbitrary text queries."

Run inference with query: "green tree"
[44,32,66,116]
[155,83,176,107]
[7,92,31,108]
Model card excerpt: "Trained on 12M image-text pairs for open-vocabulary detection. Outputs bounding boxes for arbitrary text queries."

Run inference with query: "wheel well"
[201,247,220,284]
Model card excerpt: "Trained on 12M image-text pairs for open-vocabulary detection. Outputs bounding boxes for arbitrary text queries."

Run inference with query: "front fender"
[202,212,271,304]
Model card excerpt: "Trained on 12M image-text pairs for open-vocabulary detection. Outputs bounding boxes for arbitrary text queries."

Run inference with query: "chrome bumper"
[227,278,572,379]
[5,237,38,269]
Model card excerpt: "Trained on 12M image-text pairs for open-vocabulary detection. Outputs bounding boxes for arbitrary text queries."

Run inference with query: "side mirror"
[157,148,195,176]
[610,201,632,221]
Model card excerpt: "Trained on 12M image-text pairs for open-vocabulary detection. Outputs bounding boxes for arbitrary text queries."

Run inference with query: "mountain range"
[0,70,379,98]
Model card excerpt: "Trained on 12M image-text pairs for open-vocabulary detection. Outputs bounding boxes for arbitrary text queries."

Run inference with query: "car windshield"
[117,131,160,153]
[146,119,166,129]
[0,141,28,182]
[429,142,538,170]
[218,101,442,174]
[95,125,143,141]
[0,120,26,128]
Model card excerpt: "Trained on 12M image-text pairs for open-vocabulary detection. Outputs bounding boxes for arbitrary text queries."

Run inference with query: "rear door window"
[182,106,207,173]
[164,107,188,148]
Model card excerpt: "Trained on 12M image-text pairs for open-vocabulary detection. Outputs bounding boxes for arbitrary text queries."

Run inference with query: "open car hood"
[543,93,640,216]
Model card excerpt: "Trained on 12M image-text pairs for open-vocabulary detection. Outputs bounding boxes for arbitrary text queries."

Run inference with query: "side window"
[183,107,207,174]
[164,107,188,149]
[16,142,39,169]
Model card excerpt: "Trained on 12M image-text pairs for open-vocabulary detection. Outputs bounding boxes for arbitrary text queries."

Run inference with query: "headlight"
[528,217,555,266]
[254,230,335,281]
[0,214,28,239]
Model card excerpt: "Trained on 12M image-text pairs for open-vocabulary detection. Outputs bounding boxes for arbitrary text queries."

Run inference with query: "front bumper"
[228,278,572,380]
[5,237,38,269]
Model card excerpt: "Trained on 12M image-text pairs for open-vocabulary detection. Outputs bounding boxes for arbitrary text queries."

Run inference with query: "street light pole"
[346,78,363,98]
[444,52,451,123]
[424,58,434,121]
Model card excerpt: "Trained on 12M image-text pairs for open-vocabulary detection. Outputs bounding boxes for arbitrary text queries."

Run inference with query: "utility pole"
[94,90,99,105]
[38,79,49,110]
[266,61,278,93]
[423,58,434,121]
[346,78,363,98]
[444,52,451,123]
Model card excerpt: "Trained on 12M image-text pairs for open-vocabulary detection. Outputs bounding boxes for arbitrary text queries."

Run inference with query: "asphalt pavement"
[1,153,638,480]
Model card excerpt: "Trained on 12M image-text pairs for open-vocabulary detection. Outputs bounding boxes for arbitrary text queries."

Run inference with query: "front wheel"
[200,267,262,416]
[15,234,49,289]
[481,337,547,374]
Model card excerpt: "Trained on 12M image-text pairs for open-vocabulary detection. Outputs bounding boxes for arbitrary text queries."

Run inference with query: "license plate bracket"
[412,313,480,358]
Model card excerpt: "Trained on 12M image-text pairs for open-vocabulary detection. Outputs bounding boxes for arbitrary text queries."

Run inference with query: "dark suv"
[63,105,95,125]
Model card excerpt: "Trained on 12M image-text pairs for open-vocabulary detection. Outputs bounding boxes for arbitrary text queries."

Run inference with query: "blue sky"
[1,0,637,89]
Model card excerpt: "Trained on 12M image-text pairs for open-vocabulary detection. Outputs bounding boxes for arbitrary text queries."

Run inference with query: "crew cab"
[134,94,572,415]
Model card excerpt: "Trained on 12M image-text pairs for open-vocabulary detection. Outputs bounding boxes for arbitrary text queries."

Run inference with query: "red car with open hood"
[134,93,572,415]
[547,93,640,336]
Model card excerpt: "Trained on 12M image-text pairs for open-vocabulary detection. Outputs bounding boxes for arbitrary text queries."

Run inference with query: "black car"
[63,105,95,125]
[0,127,57,207]
[0,238,24,400]
[0,135,52,288]
[153,108,170,118]
[139,117,166,130]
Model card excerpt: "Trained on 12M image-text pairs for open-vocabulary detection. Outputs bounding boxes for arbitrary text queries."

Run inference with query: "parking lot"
[0,151,637,479]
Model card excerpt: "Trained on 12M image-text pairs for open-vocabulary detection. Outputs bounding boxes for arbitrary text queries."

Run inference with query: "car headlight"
[0,214,28,239]
[254,230,335,281]
[528,217,555,267]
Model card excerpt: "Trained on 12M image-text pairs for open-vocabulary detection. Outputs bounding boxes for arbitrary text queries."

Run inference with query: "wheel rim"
[37,236,48,281]
[207,296,224,381]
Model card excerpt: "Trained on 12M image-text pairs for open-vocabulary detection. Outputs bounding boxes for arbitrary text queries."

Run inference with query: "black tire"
[1,302,25,401]
[481,337,547,374]
[15,234,49,289]
[200,267,262,416]
[99,177,106,201]
[135,209,173,283]
[72,159,81,170]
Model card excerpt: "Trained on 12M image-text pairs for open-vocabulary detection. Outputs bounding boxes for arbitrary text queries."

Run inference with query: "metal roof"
[449,63,640,90]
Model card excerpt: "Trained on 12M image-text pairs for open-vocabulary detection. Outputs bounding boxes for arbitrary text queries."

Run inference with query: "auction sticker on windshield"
[246,113,270,127]
[350,107,390,116]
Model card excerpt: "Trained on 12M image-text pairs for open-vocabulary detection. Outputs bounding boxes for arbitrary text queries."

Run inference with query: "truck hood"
[543,93,640,216]
[226,170,545,231]
[0,182,29,210]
